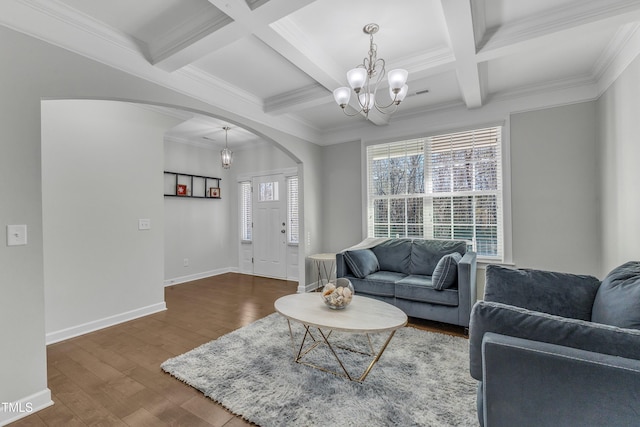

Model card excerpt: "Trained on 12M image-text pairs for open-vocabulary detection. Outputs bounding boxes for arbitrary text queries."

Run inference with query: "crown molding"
[178,65,264,109]
[13,0,145,55]
[477,0,640,61]
[595,23,640,95]
[149,6,232,64]
[264,83,331,114]
[489,74,597,105]
[0,0,322,145]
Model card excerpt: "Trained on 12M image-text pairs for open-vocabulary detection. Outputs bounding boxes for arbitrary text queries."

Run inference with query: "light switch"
[138,219,151,230]
[7,225,27,246]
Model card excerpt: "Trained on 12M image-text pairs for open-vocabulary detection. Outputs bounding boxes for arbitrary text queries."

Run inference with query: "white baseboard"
[45,302,166,345]
[164,267,237,287]
[0,388,53,426]
[298,280,320,293]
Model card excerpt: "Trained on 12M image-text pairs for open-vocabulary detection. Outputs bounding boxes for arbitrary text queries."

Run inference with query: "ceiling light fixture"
[333,23,409,118]
[221,126,233,169]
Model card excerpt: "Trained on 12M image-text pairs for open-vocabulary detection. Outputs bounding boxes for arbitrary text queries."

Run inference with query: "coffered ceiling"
[2,0,640,148]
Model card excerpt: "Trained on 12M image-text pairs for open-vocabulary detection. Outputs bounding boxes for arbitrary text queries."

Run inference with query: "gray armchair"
[469,262,640,427]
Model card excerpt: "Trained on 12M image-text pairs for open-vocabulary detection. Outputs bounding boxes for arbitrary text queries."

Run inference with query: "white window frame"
[365,124,511,263]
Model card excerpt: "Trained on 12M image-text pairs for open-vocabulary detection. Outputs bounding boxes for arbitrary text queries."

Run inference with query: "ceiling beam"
[476,0,640,62]
[440,0,484,109]
[152,0,316,72]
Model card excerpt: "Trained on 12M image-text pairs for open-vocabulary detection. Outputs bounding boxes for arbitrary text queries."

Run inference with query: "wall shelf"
[164,171,222,199]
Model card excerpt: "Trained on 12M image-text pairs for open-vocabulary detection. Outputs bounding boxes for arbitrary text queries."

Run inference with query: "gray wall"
[598,54,640,275]
[510,102,601,277]
[321,101,602,295]
[321,140,363,252]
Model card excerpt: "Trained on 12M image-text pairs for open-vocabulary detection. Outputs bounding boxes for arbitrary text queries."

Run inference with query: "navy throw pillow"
[592,261,640,329]
[343,249,380,279]
[432,252,462,290]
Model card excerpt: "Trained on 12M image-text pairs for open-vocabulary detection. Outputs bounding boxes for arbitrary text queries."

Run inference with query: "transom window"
[367,126,504,260]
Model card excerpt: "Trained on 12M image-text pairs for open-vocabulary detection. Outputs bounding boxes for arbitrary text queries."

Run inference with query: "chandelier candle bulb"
[333,87,351,107]
[388,69,408,91]
[391,84,409,104]
[359,92,375,112]
[347,68,367,91]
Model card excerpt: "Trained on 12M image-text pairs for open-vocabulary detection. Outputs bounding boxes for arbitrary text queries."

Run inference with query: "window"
[287,176,299,244]
[367,126,503,260]
[258,181,279,201]
[240,181,252,241]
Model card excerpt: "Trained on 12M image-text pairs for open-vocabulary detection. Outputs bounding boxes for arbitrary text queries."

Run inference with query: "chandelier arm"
[373,101,400,114]
[342,106,366,117]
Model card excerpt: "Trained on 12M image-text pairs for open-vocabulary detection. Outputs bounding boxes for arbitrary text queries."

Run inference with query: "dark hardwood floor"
[10,273,465,426]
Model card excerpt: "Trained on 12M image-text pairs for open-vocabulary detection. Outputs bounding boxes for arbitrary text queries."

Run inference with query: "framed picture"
[209,187,221,198]
[177,184,187,196]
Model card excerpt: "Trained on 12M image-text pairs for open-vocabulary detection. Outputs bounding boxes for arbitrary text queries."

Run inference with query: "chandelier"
[333,23,409,118]
[221,126,233,169]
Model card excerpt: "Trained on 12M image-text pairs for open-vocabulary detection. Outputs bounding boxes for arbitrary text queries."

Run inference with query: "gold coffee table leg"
[286,321,398,382]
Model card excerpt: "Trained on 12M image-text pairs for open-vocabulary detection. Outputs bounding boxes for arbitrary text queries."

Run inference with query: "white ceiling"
[2,0,640,148]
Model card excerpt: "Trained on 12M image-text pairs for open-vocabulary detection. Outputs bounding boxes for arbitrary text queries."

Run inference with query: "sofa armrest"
[336,252,349,278]
[484,264,601,320]
[482,333,640,427]
[469,300,640,380]
[456,251,477,328]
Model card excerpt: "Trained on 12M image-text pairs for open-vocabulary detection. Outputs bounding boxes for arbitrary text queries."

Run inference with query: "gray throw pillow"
[343,249,380,279]
[432,252,462,290]
[591,261,640,329]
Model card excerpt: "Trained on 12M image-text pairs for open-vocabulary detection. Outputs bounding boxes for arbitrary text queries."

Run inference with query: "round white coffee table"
[274,293,407,382]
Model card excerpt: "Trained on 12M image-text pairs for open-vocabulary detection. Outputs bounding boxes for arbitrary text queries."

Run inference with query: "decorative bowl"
[321,278,354,309]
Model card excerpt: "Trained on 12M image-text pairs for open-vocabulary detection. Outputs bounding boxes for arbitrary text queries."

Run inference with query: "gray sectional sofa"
[470,262,640,426]
[336,238,477,328]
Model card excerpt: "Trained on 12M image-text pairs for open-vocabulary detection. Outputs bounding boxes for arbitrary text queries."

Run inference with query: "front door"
[252,174,287,279]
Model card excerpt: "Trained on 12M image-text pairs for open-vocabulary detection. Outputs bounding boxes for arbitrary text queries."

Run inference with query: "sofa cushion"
[371,239,412,273]
[396,275,459,306]
[343,249,379,278]
[484,265,600,321]
[592,261,640,329]
[349,271,406,297]
[432,252,462,290]
[410,239,467,276]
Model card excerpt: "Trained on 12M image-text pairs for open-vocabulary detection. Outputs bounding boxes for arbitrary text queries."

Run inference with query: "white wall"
[598,54,640,274]
[510,102,601,277]
[163,140,299,284]
[42,100,180,342]
[0,25,321,423]
[163,140,232,284]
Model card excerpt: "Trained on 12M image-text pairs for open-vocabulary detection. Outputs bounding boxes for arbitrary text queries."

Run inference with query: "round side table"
[308,253,336,291]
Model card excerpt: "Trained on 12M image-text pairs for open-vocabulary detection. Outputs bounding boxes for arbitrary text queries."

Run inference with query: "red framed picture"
[209,187,220,198]
[177,184,187,196]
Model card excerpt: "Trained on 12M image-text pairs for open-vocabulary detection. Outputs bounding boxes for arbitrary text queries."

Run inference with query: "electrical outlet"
[183,258,189,267]
[138,218,151,230]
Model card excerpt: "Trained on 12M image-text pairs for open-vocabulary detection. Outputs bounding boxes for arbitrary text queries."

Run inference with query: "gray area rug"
[161,313,478,426]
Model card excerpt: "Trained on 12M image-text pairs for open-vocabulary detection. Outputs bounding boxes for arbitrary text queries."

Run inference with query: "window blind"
[366,126,503,259]
[240,181,252,241]
[287,176,299,244]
